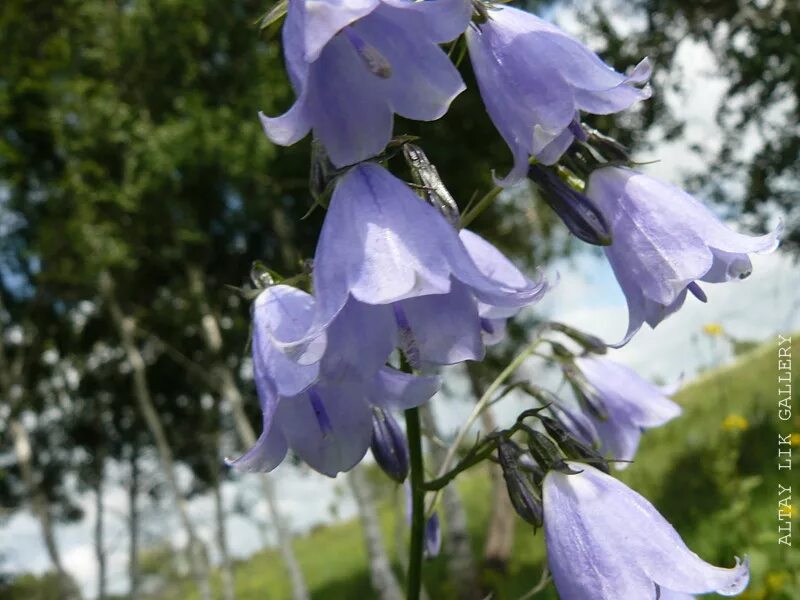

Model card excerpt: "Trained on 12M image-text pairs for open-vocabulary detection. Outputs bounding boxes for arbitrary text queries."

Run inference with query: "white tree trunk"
[100,272,212,600]
[94,459,107,600]
[9,418,78,598]
[209,429,236,600]
[128,447,141,600]
[419,403,482,600]
[348,466,404,600]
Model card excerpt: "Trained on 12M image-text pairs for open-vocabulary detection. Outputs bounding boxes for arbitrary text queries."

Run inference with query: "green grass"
[168,337,799,600]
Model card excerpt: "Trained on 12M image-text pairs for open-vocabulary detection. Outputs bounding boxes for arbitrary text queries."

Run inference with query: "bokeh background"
[1,1,798,599]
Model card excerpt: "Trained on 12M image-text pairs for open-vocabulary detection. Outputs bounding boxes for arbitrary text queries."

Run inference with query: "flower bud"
[497,440,544,528]
[539,415,609,473]
[584,126,631,162]
[528,164,612,246]
[562,364,609,421]
[548,322,607,354]
[425,512,442,558]
[526,430,580,476]
[370,408,409,483]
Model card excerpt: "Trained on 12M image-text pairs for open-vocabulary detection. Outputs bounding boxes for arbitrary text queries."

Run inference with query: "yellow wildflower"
[722,414,748,431]
[702,323,724,336]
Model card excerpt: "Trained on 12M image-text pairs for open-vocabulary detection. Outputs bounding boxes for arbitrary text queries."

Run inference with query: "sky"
[2,6,799,599]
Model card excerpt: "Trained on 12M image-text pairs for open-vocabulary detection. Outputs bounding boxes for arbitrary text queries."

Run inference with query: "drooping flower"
[230,366,439,477]
[570,355,681,468]
[465,5,651,184]
[311,163,547,364]
[585,167,781,345]
[261,0,472,167]
[543,462,750,599]
[233,283,438,477]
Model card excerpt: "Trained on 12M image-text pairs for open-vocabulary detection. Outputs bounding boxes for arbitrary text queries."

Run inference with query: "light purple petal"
[320,299,396,382]
[466,6,650,184]
[590,168,714,307]
[254,286,321,396]
[259,102,312,147]
[313,163,455,320]
[226,411,289,472]
[588,166,779,345]
[700,249,754,283]
[544,467,656,599]
[306,34,394,167]
[371,368,440,410]
[378,0,472,43]
[278,384,373,477]
[544,464,750,599]
[576,356,682,429]
[396,279,484,365]
[302,0,380,61]
[352,11,465,121]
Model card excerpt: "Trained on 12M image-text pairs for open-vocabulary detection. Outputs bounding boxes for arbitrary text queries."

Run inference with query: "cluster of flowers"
[231,0,779,597]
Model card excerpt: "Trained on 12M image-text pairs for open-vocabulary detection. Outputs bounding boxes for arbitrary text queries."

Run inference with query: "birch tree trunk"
[94,457,108,600]
[209,432,237,600]
[128,446,141,600]
[418,403,482,600]
[99,272,212,600]
[187,267,309,600]
[9,418,78,598]
[0,308,77,598]
[348,466,404,600]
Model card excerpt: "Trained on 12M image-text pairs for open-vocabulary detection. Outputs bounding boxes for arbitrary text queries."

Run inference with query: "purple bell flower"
[261,0,472,167]
[465,5,651,184]
[544,463,750,599]
[572,356,681,468]
[230,366,439,477]
[585,167,781,345]
[310,163,547,362]
[234,283,438,476]
[424,511,442,558]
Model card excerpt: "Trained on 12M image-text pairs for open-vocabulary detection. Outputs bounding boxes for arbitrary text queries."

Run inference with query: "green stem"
[459,185,502,228]
[405,406,425,600]
[425,336,544,515]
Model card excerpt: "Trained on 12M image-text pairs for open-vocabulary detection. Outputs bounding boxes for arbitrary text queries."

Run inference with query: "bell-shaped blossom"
[310,163,547,360]
[585,167,781,345]
[572,356,681,468]
[235,284,435,476]
[230,366,439,477]
[544,463,750,599]
[465,6,651,184]
[261,0,471,167]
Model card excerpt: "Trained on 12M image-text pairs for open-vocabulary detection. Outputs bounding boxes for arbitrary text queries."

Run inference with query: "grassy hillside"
[168,336,799,600]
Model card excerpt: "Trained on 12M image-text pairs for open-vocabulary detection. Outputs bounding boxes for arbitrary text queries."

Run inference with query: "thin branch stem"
[425,336,544,513]
[460,185,502,228]
[405,407,425,600]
